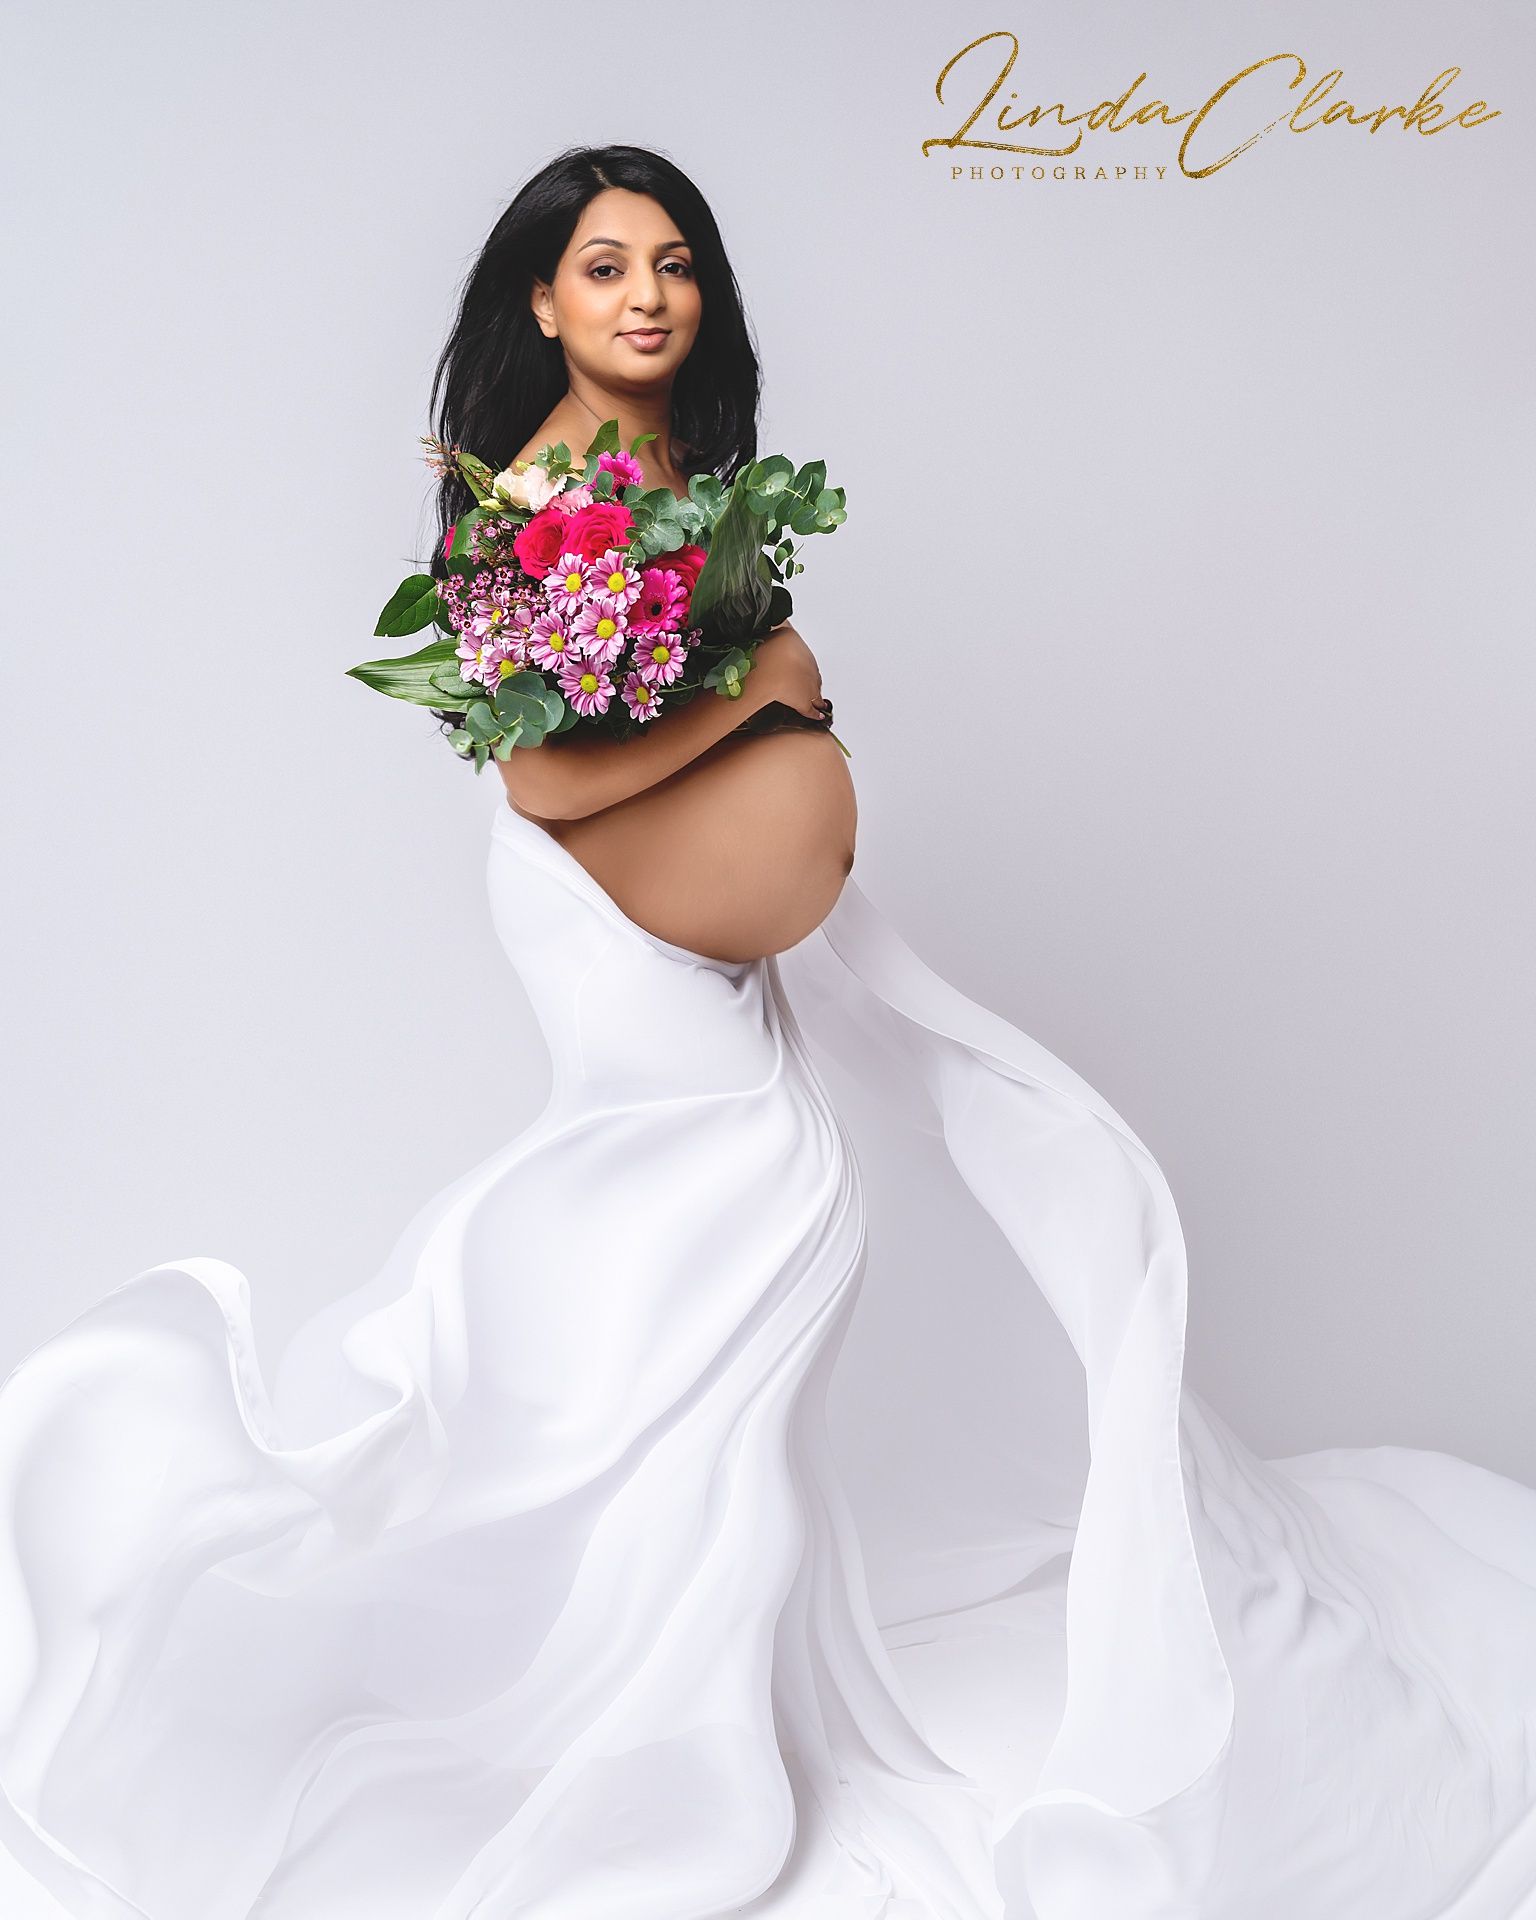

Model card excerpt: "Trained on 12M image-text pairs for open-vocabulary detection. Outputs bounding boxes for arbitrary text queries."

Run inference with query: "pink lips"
[620,329,670,351]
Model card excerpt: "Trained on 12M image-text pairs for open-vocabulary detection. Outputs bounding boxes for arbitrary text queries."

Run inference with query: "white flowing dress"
[4,795,1536,1920]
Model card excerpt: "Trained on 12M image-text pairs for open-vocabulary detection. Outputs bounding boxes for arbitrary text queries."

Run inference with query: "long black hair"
[423,144,762,741]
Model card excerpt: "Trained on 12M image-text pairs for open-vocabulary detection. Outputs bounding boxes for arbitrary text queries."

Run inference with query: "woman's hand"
[751,621,833,726]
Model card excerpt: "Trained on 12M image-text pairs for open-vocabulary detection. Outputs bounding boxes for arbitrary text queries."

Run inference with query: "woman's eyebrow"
[577,236,690,253]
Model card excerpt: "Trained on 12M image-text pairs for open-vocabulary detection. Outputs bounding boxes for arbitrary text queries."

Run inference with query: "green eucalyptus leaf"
[503,668,550,698]
[465,701,499,744]
[448,729,473,754]
[472,741,489,772]
[498,694,548,735]
[704,646,752,694]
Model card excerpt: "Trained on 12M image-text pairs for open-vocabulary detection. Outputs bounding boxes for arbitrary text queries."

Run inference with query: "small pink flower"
[630,632,689,687]
[462,568,519,642]
[557,651,615,717]
[620,670,664,722]
[573,598,629,667]
[628,566,689,636]
[597,449,646,490]
[437,574,469,633]
[545,552,594,618]
[527,611,579,671]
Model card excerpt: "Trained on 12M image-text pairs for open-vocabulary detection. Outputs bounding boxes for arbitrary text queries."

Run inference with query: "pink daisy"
[526,610,580,671]
[454,635,498,689]
[545,552,594,618]
[573,598,629,668]
[628,566,689,636]
[590,547,643,611]
[556,652,615,717]
[630,632,689,687]
[620,671,664,723]
[483,633,528,684]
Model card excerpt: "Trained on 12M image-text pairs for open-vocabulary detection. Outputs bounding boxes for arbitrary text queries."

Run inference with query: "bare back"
[517,726,857,964]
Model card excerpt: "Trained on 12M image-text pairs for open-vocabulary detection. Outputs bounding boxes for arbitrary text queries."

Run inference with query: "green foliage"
[456,453,497,505]
[373,574,441,639]
[349,420,848,766]
[347,635,462,706]
[448,511,483,563]
[688,456,847,645]
[703,647,753,699]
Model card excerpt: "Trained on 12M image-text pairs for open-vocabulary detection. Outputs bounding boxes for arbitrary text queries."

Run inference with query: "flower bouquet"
[348,418,847,771]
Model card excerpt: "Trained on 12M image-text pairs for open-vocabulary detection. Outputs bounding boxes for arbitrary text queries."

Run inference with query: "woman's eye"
[589,260,691,279]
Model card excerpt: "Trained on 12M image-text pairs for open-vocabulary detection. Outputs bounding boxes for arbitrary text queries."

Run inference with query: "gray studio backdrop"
[3,2,1532,1479]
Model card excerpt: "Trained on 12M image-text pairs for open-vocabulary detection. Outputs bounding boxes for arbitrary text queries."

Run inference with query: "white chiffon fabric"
[4,794,1536,1919]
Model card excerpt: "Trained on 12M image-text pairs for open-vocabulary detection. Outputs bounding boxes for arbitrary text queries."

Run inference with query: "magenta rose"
[562,500,635,565]
[512,507,574,581]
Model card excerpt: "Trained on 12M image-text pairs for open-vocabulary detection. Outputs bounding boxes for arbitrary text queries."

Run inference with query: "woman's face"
[532,188,702,393]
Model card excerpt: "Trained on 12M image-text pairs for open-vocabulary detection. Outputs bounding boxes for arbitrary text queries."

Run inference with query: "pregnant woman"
[5,143,1536,1920]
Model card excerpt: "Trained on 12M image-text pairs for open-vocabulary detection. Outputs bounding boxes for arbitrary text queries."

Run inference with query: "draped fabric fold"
[2,796,1535,1919]
[776,888,1237,1913]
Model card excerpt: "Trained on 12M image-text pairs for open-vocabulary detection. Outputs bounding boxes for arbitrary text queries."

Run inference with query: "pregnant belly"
[544,727,859,963]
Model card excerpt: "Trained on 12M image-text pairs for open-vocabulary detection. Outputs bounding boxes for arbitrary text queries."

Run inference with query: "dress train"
[2,797,1534,1918]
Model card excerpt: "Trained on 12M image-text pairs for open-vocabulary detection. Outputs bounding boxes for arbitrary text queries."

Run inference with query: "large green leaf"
[687,471,773,642]
[458,453,496,505]
[448,510,483,562]
[374,573,441,639]
[347,636,462,707]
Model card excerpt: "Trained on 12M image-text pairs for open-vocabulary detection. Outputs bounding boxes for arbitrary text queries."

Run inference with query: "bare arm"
[498,623,826,821]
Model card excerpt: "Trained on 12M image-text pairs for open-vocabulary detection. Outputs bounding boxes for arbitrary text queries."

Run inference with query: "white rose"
[491,461,561,512]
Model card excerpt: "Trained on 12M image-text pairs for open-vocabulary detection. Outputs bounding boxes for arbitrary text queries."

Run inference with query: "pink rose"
[512,507,574,580]
[562,500,635,565]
